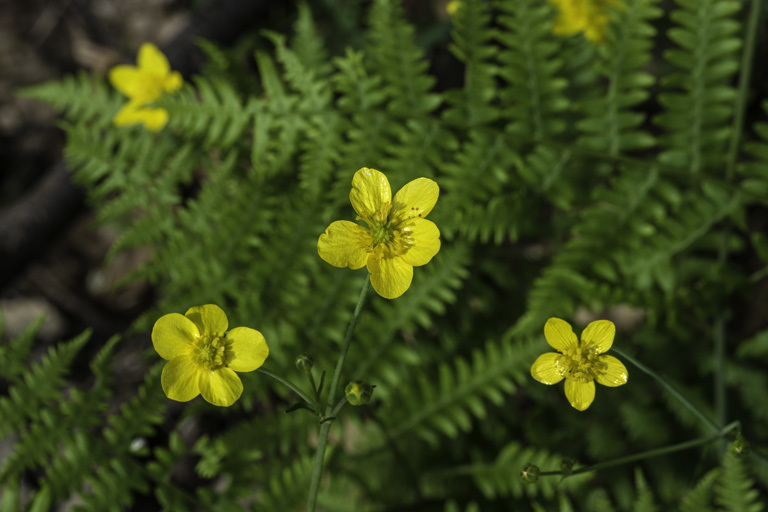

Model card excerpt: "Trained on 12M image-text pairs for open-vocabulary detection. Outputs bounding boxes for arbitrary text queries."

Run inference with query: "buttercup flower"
[318,168,441,299]
[108,42,182,131]
[152,304,268,407]
[531,318,628,411]
[549,0,623,43]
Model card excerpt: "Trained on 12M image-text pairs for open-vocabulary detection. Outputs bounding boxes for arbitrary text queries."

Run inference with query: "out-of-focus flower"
[109,43,182,131]
[318,168,441,299]
[152,304,268,407]
[550,0,623,43]
[531,318,628,411]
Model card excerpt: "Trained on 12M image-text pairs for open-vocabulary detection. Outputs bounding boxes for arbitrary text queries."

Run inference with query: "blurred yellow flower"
[318,168,441,299]
[531,318,628,411]
[549,0,623,43]
[446,1,461,16]
[152,304,269,407]
[108,42,183,131]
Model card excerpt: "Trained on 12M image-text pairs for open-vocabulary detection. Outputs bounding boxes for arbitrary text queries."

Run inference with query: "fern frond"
[385,335,538,445]
[447,441,587,500]
[443,0,498,126]
[0,315,43,384]
[365,0,441,117]
[577,0,661,154]
[655,0,742,173]
[633,468,658,512]
[162,76,254,148]
[0,329,90,438]
[496,0,568,139]
[740,101,768,200]
[715,453,765,512]
[680,467,719,512]
[18,71,121,127]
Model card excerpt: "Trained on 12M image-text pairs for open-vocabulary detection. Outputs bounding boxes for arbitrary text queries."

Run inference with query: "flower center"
[192,334,234,372]
[557,342,606,382]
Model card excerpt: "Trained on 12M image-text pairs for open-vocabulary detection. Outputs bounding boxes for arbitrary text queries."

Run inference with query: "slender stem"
[307,371,322,414]
[532,422,741,479]
[612,347,719,434]
[714,315,727,431]
[257,366,315,406]
[306,274,371,512]
[725,0,760,180]
[330,396,347,418]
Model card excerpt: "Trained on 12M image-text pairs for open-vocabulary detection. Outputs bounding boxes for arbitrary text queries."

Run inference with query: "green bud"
[345,380,374,406]
[730,434,750,459]
[295,354,314,373]
[520,463,540,484]
[560,457,575,475]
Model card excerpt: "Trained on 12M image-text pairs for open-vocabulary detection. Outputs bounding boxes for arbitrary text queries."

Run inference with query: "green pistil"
[193,334,234,371]
[371,222,395,246]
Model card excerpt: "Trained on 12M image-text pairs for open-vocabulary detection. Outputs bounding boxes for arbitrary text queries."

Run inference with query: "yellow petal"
[544,318,579,352]
[199,368,243,407]
[564,377,595,411]
[161,356,201,402]
[113,101,169,131]
[531,352,566,385]
[318,220,372,269]
[226,327,269,372]
[391,178,439,221]
[595,354,628,387]
[139,107,169,132]
[400,218,441,267]
[151,313,197,360]
[185,304,228,337]
[350,168,391,222]
[367,256,413,299]
[108,65,143,97]
[163,71,183,93]
[137,42,170,76]
[581,319,615,353]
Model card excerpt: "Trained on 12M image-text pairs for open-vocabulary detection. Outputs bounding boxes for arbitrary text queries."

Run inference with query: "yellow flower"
[549,0,623,43]
[446,1,461,16]
[151,304,269,407]
[108,42,183,131]
[318,168,441,299]
[531,318,628,411]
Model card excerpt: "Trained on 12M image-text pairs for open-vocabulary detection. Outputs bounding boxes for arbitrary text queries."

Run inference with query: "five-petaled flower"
[531,318,628,411]
[549,0,623,43]
[109,42,182,132]
[318,168,441,299]
[152,304,269,407]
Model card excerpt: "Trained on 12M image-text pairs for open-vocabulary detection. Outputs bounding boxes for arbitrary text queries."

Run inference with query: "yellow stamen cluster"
[557,343,605,382]
[192,334,234,371]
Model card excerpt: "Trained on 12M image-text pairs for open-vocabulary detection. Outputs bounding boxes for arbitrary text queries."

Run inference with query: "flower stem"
[306,273,371,512]
[612,347,719,434]
[256,366,315,407]
[538,421,740,478]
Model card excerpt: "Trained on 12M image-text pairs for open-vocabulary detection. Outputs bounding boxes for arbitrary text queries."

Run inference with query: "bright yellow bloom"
[108,42,182,131]
[318,168,441,299]
[549,0,623,43]
[446,1,461,16]
[531,318,628,411]
[151,304,269,407]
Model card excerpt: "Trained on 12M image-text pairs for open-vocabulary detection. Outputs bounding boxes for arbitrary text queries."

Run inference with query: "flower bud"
[345,380,374,406]
[730,434,750,459]
[560,457,575,475]
[295,354,314,373]
[520,463,540,483]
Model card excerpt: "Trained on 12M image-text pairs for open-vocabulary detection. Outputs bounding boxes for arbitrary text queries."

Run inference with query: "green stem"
[330,396,347,418]
[257,366,315,406]
[612,347,719,434]
[306,273,371,512]
[538,421,740,478]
